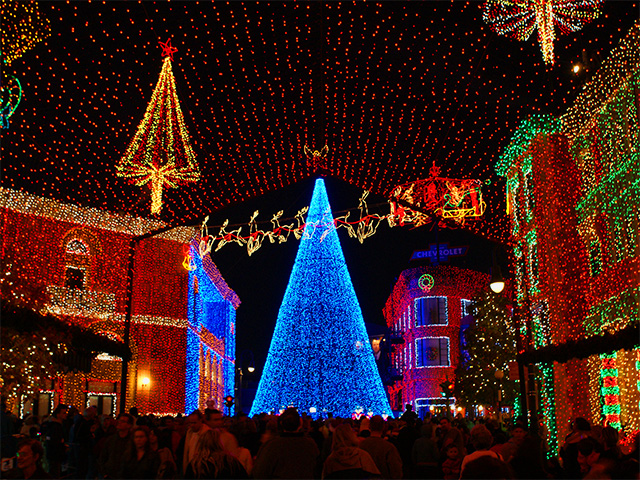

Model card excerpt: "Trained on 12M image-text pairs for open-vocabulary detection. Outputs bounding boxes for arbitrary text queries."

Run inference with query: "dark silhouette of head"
[279,408,301,433]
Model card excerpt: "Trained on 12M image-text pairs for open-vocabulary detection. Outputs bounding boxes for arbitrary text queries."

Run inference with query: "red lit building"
[496,23,639,454]
[1,188,238,416]
[383,263,489,418]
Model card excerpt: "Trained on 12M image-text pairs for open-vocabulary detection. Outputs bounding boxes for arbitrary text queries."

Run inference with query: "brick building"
[1,188,238,416]
[495,23,639,454]
[383,263,489,418]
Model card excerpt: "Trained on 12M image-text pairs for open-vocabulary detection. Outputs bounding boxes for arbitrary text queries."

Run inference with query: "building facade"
[1,188,238,416]
[496,23,639,454]
[383,264,489,418]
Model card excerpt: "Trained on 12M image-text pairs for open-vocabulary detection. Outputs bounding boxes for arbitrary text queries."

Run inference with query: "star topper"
[159,38,178,61]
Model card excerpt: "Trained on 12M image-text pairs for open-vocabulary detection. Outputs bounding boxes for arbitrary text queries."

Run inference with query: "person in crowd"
[230,414,261,459]
[460,455,514,480]
[489,427,509,460]
[309,419,327,453]
[204,409,236,450]
[358,417,371,438]
[359,416,403,479]
[460,424,501,477]
[576,436,603,478]
[149,427,177,479]
[411,421,439,479]
[71,406,98,479]
[395,416,419,478]
[438,417,465,458]
[98,412,134,478]
[322,423,380,479]
[399,405,417,424]
[119,425,160,479]
[5,438,51,479]
[19,416,40,439]
[253,407,320,479]
[500,423,527,463]
[441,444,462,480]
[508,433,548,479]
[162,415,183,456]
[181,410,212,475]
[322,418,344,464]
[599,425,621,461]
[184,428,248,479]
[43,404,69,478]
[1,399,18,463]
[560,417,591,479]
[212,412,253,475]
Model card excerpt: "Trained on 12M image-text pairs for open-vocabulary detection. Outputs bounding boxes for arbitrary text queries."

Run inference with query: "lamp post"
[234,350,255,414]
[494,369,504,428]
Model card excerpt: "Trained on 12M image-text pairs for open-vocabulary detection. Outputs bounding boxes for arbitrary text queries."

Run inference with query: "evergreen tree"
[250,179,393,418]
[455,290,518,408]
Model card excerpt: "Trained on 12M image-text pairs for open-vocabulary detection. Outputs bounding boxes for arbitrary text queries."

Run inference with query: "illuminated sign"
[411,243,468,263]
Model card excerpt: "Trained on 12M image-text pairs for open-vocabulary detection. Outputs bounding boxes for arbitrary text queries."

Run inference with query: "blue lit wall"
[250,178,393,418]
[186,246,237,414]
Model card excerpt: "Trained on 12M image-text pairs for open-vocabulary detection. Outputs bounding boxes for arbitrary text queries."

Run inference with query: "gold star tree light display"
[483,0,604,65]
[117,39,200,215]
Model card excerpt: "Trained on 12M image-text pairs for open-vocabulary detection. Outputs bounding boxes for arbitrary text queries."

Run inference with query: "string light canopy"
[1,2,637,243]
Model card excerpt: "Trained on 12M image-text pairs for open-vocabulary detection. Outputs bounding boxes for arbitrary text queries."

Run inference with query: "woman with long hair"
[120,426,161,479]
[149,427,177,479]
[185,429,248,479]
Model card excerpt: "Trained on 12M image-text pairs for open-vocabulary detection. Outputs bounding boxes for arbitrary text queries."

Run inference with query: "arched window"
[66,239,89,255]
[63,236,93,290]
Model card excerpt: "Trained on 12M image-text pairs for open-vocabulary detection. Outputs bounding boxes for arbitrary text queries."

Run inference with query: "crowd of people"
[1,401,638,479]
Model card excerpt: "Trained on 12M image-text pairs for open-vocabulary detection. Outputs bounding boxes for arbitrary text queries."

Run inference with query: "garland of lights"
[250,179,393,419]
[1,73,22,130]
[600,353,621,429]
[186,175,487,264]
[538,363,558,458]
[117,39,200,215]
[483,0,604,65]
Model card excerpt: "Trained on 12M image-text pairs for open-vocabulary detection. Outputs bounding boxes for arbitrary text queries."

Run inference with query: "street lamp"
[490,245,506,294]
[490,264,505,294]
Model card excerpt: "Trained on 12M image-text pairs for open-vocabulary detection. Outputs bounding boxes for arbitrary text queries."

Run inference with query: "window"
[88,394,116,416]
[65,266,85,289]
[461,299,473,318]
[415,337,450,367]
[415,297,448,326]
[66,239,89,255]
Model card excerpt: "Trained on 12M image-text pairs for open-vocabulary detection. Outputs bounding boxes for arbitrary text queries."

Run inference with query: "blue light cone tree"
[250,179,393,418]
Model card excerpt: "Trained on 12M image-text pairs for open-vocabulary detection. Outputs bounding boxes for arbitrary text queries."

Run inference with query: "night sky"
[2,1,638,375]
